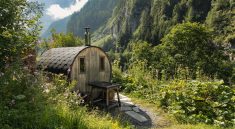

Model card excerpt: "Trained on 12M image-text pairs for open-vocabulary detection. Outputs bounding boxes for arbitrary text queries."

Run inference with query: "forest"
[0,0,235,129]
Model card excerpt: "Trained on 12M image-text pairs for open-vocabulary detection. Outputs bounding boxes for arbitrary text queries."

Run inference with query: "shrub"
[160,80,235,127]
[112,60,159,102]
[112,60,124,84]
[112,60,235,127]
[0,64,46,129]
[0,64,129,129]
[159,22,230,79]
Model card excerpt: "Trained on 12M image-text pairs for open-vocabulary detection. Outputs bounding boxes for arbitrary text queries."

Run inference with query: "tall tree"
[49,30,83,48]
[156,22,230,79]
[206,0,235,44]
[0,0,42,71]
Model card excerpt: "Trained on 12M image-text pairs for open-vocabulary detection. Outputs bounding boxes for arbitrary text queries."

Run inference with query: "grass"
[125,93,173,127]
[0,66,131,129]
[163,124,226,129]
[39,104,130,129]
[125,93,233,129]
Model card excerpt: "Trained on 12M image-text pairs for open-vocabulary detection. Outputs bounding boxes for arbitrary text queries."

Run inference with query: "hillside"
[41,16,70,38]
[92,0,235,51]
[35,0,75,34]
[67,0,118,37]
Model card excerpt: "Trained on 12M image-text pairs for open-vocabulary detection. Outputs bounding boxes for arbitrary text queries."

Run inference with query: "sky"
[46,0,88,20]
[27,0,89,34]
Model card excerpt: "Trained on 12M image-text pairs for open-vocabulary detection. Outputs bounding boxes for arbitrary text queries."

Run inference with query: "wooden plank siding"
[70,47,111,98]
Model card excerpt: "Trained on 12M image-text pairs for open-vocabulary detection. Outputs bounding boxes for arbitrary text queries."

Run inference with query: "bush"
[112,60,159,102]
[112,60,235,127]
[0,64,129,129]
[160,80,235,127]
[159,22,230,79]
[0,64,46,129]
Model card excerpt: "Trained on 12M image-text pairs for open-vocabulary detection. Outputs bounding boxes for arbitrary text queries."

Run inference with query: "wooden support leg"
[106,89,109,110]
[106,89,109,106]
[116,88,121,107]
[90,87,94,105]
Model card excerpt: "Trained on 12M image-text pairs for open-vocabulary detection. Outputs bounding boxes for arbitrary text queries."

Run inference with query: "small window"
[80,57,85,73]
[100,56,105,71]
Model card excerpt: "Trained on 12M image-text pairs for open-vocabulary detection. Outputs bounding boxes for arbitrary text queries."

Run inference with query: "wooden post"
[106,89,109,109]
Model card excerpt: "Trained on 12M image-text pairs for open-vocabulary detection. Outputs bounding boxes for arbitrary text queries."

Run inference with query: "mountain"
[41,16,70,38]
[30,0,75,35]
[67,0,118,37]
[92,0,234,51]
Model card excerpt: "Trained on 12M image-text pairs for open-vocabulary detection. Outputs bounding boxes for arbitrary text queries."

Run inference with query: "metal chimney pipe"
[84,27,91,46]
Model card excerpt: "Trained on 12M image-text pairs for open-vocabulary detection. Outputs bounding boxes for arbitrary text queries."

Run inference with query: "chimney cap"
[84,27,90,31]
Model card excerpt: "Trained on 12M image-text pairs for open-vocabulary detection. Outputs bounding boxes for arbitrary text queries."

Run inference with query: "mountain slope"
[41,16,70,38]
[93,0,234,50]
[35,0,74,35]
[67,0,118,37]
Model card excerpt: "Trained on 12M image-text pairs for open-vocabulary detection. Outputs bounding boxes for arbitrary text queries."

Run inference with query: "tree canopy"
[131,22,232,80]
[39,30,83,54]
[0,0,42,71]
[50,30,83,48]
[158,22,231,79]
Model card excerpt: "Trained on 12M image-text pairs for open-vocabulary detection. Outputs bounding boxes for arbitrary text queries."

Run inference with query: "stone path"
[125,111,148,122]
[92,93,170,128]
[110,94,170,129]
[116,94,148,122]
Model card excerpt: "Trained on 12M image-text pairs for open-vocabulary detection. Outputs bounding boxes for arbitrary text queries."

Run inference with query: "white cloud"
[46,0,88,20]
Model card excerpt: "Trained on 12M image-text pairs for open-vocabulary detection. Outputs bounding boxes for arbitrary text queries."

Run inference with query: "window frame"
[79,57,86,74]
[100,56,105,72]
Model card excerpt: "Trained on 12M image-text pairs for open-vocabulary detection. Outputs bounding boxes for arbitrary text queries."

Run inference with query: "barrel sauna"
[38,46,112,98]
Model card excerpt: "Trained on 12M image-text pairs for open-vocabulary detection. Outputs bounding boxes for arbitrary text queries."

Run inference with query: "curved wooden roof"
[38,46,89,74]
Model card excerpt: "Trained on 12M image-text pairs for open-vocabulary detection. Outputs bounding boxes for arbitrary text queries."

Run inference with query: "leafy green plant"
[112,59,235,127]
[0,63,45,129]
[0,64,130,129]
[39,31,83,53]
[0,0,42,71]
[159,22,230,79]
[112,59,159,102]
[160,80,235,127]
